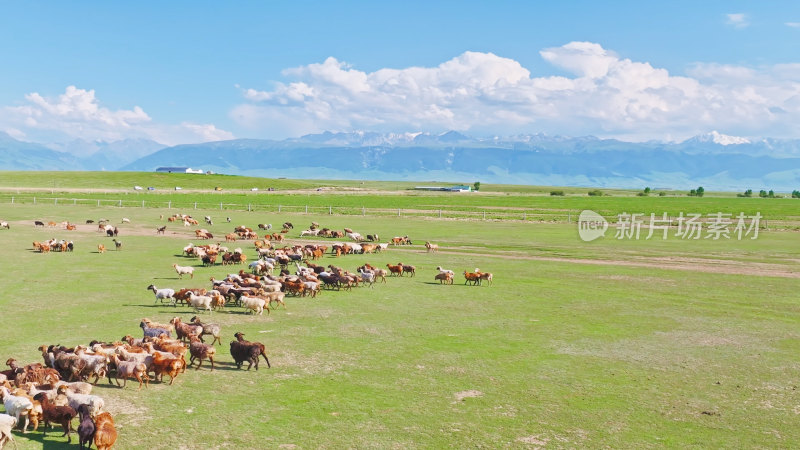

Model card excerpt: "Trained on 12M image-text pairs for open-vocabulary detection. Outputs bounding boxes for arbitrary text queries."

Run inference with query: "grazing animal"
[97,244,106,254]
[230,332,270,370]
[0,386,34,433]
[240,295,268,315]
[76,404,95,450]
[435,272,453,284]
[140,320,172,339]
[373,268,388,283]
[359,269,376,287]
[93,412,117,450]
[464,271,481,286]
[74,347,108,385]
[170,317,203,342]
[0,414,17,449]
[436,266,455,277]
[173,288,207,306]
[0,221,9,229]
[201,253,217,266]
[401,264,416,277]
[190,316,222,345]
[188,335,216,370]
[121,218,130,224]
[112,239,122,250]
[51,351,88,383]
[141,318,174,333]
[478,271,493,285]
[386,263,403,276]
[34,220,45,227]
[147,284,175,306]
[33,392,76,443]
[108,355,148,390]
[58,386,104,418]
[263,291,286,309]
[425,241,439,252]
[226,217,231,223]
[186,292,213,314]
[149,352,183,385]
[156,225,166,234]
[173,264,194,279]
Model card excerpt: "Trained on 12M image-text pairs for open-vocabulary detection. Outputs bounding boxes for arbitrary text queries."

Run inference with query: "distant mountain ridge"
[120,131,800,191]
[2,131,800,190]
[0,133,166,171]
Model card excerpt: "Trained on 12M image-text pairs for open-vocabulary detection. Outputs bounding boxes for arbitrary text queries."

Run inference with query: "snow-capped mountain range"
[2,131,800,191]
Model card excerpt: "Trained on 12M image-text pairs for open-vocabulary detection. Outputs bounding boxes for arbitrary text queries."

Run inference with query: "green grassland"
[1,171,799,222]
[0,173,799,448]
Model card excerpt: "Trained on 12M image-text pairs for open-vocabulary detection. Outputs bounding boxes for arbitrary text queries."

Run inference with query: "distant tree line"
[688,186,704,197]
[736,188,800,198]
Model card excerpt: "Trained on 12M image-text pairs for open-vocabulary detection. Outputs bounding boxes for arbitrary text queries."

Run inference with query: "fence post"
[248,204,251,212]
[33,197,36,205]
[568,213,571,223]
[220,202,223,210]
[194,202,197,209]
[97,200,100,207]
[523,212,526,221]
[329,206,332,215]
[142,200,145,208]
[439,209,442,218]
[11,197,13,204]
[73,199,76,206]
[362,207,365,216]
[278,205,281,213]
[398,209,401,217]
[118,200,122,207]
[168,201,171,209]
[483,211,486,220]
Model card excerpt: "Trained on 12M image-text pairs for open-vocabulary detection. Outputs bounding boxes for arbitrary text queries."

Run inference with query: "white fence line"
[5,194,797,226]
[0,194,573,222]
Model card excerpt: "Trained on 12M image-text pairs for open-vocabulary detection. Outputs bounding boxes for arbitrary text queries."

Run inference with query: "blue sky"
[1,1,800,147]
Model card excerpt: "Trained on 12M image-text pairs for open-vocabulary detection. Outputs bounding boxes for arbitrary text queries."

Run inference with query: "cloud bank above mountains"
[1,86,233,146]
[235,41,800,142]
[2,41,800,147]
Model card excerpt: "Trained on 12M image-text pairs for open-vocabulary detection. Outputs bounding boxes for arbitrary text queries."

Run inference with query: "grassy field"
[0,173,799,448]
[2,171,799,223]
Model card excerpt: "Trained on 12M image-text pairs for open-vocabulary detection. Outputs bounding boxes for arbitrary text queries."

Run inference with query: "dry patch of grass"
[453,390,483,403]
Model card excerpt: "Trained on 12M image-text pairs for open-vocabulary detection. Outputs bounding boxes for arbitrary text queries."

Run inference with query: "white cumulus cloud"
[726,13,749,28]
[234,42,800,141]
[1,86,233,147]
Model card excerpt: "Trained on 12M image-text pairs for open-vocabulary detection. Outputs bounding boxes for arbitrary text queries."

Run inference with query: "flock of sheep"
[0,213,492,448]
[0,313,272,449]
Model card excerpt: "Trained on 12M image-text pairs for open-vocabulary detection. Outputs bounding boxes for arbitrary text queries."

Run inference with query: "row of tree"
[738,189,800,198]
[687,186,705,197]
